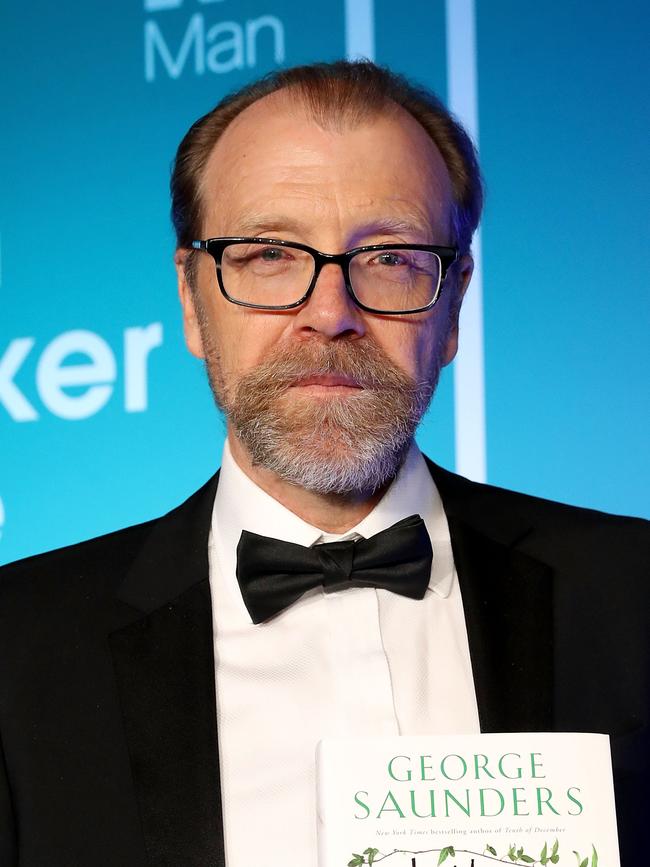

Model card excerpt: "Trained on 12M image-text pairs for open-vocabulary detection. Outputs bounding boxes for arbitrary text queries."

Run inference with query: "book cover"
[316,733,619,867]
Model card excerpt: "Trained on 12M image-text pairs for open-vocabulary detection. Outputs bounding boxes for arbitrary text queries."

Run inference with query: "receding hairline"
[204,83,437,143]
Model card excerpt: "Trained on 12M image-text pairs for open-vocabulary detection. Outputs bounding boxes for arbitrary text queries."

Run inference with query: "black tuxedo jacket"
[0,462,647,866]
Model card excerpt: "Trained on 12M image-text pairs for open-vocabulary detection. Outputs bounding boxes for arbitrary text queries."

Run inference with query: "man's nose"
[292,262,366,339]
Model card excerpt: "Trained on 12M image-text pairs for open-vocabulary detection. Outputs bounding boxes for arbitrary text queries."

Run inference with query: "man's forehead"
[197,88,454,241]
[201,87,450,186]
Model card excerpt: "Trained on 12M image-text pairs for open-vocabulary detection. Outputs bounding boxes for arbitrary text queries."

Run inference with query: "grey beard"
[204,338,442,497]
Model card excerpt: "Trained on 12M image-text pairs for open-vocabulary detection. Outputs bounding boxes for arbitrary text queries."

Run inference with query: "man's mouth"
[289,374,364,392]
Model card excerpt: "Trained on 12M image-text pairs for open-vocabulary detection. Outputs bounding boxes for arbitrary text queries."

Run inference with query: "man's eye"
[258,246,287,261]
[374,251,407,266]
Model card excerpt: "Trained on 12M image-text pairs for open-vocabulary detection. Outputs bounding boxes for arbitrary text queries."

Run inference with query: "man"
[0,61,647,867]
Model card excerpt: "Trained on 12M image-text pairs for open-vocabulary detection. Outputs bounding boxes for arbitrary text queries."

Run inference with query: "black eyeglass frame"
[191,237,459,315]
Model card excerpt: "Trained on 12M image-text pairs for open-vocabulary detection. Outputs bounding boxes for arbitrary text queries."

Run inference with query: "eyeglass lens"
[219,242,441,311]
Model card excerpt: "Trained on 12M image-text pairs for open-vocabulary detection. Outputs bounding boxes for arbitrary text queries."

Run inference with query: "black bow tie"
[236,515,433,624]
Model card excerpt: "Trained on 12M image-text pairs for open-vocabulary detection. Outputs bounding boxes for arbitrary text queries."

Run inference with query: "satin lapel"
[427,461,555,733]
[447,515,554,732]
[108,473,225,867]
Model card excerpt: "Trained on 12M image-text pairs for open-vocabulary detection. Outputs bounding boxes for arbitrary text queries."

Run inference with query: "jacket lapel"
[428,461,555,733]
[108,474,224,867]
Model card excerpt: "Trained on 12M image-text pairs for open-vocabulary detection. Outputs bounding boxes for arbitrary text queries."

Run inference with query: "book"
[316,733,619,867]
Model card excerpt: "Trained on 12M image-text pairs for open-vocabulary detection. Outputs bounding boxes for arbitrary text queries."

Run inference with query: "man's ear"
[174,248,205,360]
[441,253,474,366]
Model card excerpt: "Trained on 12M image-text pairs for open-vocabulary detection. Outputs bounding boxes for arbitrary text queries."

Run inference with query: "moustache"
[235,339,419,395]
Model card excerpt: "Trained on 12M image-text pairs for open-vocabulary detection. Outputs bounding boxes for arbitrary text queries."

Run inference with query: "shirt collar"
[212,438,454,600]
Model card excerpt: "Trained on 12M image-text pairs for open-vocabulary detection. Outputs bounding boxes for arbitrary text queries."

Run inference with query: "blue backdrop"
[1,0,648,564]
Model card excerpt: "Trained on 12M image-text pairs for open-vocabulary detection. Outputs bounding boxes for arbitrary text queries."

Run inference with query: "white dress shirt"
[209,440,479,866]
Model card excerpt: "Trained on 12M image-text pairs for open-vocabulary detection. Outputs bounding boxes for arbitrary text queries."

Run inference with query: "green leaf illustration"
[551,840,559,857]
[591,845,598,867]
[364,847,379,865]
[521,856,535,864]
[550,857,559,865]
[348,854,364,867]
[540,841,549,865]
[507,845,517,863]
[486,845,498,856]
[438,846,454,865]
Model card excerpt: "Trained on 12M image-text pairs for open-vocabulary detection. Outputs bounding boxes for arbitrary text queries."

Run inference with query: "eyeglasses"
[191,237,458,315]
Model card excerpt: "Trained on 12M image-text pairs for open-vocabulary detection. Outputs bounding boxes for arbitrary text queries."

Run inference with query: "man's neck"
[227,432,387,534]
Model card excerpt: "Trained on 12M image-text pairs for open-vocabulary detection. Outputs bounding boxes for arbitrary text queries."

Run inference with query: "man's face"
[176,92,472,495]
